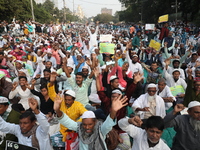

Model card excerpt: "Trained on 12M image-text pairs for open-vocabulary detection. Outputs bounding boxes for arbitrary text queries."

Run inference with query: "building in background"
[76,5,84,19]
[101,8,112,15]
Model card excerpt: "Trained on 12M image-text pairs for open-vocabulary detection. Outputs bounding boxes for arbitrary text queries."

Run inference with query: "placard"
[99,34,112,43]
[145,24,155,30]
[6,140,38,150]
[100,43,115,54]
[158,14,169,23]
[149,40,161,51]
[170,85,185,97]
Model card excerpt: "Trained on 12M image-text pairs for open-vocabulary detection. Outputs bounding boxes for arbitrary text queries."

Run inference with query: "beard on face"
[132,60,137,64]
[189,117,200,131]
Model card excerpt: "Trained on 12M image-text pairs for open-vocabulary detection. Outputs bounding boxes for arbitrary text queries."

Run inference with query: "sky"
[57,0,122,17]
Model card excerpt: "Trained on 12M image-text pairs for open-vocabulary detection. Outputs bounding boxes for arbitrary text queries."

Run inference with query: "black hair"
[76,72,84,77]
[146,116,164,131]
[172,60,180,64]
[0,103,9,106]
[43,68,51,73]
[192,53,198,57]
[19,76,27,81]
[19,110,37,122]
[40,84,48,90]
[0,52,4,56]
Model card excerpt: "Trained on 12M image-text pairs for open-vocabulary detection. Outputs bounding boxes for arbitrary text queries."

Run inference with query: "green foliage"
[118,0,200,25]
[93,13,119,23]
[0,0,81,23]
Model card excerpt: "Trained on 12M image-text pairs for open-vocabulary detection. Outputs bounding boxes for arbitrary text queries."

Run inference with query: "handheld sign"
[145,24,155,30]
[170,85,185,97]
[6,140,38,150]
[100,43,115,54]
[100,34,112,43]
[158,14,169,23]
[149,40,161,51]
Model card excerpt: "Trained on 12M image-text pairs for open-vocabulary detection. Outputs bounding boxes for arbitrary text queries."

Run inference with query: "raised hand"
[93,67,100,77]
[35,74,41,79]
[28,97,39,114]
[173,104,185,115]
[12,82,18,91]
[133,73,143,84]
[128,116,143,127]
[50,72,57,83]
[53,94,63,112]
[111,95,128,113]
[62,57,68,65]
[31,79,36,85]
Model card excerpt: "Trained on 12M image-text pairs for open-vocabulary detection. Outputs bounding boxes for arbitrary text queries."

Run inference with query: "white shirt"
[167,66,185,80]
[164,68,187,90]
[156,85,176,110]
[0,112,51,150]
[132,93,166,119]
[118,118,170,150]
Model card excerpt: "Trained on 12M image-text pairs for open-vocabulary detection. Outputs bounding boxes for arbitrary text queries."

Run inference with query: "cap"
[15,60,23,65]
[112,89,122,95]
[7,54,13,58]
[172,69,180,73]
[147,83,156,88]
[132,54,138,58]
[0,71,6,79]
[110,75,118,81]
[89,94,101,104]
[188,101,200,109]
[82,66,89,70]
[65,90,76,98]
[81,111,96,119]
[0,97,9,104]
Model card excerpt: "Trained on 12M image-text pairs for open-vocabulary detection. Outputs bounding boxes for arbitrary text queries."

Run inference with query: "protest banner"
[145,24,155,30]
[99,34,112,43]
[100,43,115,54]
[158,14,169,23]
[170,85,185,97]
[6,140,38,150]
[149,40,161,51]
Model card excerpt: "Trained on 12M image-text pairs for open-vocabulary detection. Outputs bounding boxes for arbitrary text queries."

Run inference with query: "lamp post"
[175,0,177,22]
[30,0,35,21]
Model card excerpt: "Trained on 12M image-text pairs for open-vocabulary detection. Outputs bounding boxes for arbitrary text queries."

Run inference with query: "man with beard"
[166,59,185,80]
[184,68,200,106]
[164,101,200,150]
[132,84,166,119]
[0,97,51,149]
[86,21,99,49]
[126,52,143,75]
[54,92,128,150]
[44,51,57,69]
[63,57,94,108]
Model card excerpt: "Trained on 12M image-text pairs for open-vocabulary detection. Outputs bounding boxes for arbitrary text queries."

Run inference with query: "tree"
[93,13,118,23]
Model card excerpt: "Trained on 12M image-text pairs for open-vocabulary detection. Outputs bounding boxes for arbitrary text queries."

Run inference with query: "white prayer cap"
[0,97,9,104]
[16,45,20,48]
[172,69,180,73]
[147,83,157,89]
[0,71,6,79]
[106,61,115,66]
[112,89,122,95]
[89,94,101,104]
[77,53,82,56]
[81,111,96,119]
[65,90,76,98]
[132,54,138,58]
[101,65,106,70]
[7,55,13,58]
[67,64,74,69]
[188,101,200,109]
[110,75,118,81]
[0,36,3,39]
[82,66,89,70]
[15,60,23,65]
[116,50,121,53]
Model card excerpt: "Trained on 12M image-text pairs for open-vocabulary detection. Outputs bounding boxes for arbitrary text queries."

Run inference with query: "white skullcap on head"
[112,89,122,95]
[89,94,101,104]
[147,83,157,89]
[172,69,180,73]
[101,65,106,70]
[188,101,200,109]
[65,90,76,98]
[116,50,121,53]
[110,75,118,81]
[81,111,96,119]
[15,60,23,65]
[7,54,13,58]
[132,54,138,58]
[0,97,9,103]
[82,66,89,70]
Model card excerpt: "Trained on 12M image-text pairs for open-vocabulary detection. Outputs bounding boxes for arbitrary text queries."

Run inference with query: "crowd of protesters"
[0,17,199,150]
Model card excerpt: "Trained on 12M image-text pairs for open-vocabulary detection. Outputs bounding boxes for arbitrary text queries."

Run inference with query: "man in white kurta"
[132,84,166,119]
[86,22,99,49]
